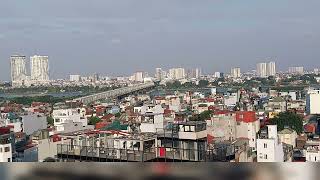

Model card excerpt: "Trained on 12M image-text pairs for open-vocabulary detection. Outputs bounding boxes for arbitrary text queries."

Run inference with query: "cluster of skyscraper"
[230,67,241,78]
[288,66,304,75]
[256,61,276,78]
[230,61,276,78]
[155,67,201,81]
[10,55,49,87]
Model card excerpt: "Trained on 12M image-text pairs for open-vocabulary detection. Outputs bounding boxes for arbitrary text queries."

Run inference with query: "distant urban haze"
[1,0,320,80]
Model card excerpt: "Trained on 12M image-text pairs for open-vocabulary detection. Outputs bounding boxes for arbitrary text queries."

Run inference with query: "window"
[239,115,244,119]
[0,148,2,152]
[8,158,10,162]
[315,157,317,162]
[55,118,60,123]
[4,147,10,152]
[264,143,267,148]
[264,154,268,159]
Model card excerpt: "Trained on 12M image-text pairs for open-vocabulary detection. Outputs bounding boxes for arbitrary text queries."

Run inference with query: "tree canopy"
[47,116,54,126]
[269,112,303,134]
[189,110,212,121]
[88,116,102,125]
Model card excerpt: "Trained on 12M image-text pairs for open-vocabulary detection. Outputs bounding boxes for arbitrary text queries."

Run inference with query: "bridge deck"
[73,82,154,104]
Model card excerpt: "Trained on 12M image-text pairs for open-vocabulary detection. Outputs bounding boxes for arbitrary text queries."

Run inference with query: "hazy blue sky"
[1,0,320,80]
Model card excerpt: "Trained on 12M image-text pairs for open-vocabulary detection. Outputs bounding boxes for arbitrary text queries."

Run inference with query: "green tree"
[166,81,182,89]
[47,116,54,126]
[115,112,121,118]
[189,110,212,121]
[269,112,303,134]
[198,80,209,87]
[88,116,102,125]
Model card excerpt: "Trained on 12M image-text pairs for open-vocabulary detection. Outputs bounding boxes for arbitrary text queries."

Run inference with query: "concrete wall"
[21,113,47,135]
[37,139,59,161]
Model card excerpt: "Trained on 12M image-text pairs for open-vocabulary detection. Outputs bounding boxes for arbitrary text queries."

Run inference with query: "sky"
[1,0,320,81]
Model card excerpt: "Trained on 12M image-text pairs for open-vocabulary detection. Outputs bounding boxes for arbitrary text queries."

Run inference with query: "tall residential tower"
[256,63,267,78]
[267,61,276,76]
[257,61,276,77]
[30,55,49,82]
[230,67,241,78]
[10,55,27,86]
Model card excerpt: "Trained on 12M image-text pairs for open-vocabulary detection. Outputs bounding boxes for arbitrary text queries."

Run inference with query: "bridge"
[73,82,155,104]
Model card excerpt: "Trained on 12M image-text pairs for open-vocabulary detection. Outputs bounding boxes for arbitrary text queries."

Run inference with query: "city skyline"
[3,55,318,82]
[1,0,320,81]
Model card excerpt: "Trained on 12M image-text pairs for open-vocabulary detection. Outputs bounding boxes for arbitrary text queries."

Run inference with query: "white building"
[305,147,320,162]
[278,128,298,148]
[10,55,27,86]
[139,104,164,133]
[187,68,201,79]
[53,108,87,128]
[30,55,49,82]
[194,68,201,79]
[207,112,237,142]
[230,67,241,78]
[132,71,144,82]
[235,112,260,150]
[168,68,185,80]
[155,68,166,81]
[214,72,221,78]
[267,61,276,76]
[0,143,12,162]
[306,90,320,115]
[52,108,93,133]
[70,75,81,82]
[289,66,304,74]
[224,93,238,107]
[257,125,284,162]
[256,63,267,78]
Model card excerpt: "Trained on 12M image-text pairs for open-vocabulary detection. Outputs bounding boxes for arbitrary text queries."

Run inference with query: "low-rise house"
[53,108,87,127]
[278,128,298,148]
[304,139,320,162]
[0,127,13,162]
[257,125,284,162]
[157,121,208,161]
[1,112,47,135]
[235,111,260,150]
[207,111,236,142]
[266,97,287,112]
[31,130,62,162]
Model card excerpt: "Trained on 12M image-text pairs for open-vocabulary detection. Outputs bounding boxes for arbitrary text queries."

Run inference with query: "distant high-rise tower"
[155,68,163,81]
[30,55,49,82]
[194,68,201,79]
[230,67,241,78]
[132,71,144,82]
[214,72,221,78]
[168,68,185,80]
[187,68,201,79]
[256,63,267,78]
[289,66,304,74]
[267,62,276,76]
[10,55,27,85]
